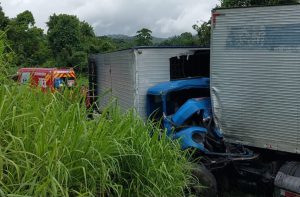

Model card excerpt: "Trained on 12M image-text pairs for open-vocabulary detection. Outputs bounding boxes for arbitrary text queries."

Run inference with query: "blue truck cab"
[146,77,219,152]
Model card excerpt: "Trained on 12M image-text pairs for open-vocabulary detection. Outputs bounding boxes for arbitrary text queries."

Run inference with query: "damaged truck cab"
[146,77,221,152]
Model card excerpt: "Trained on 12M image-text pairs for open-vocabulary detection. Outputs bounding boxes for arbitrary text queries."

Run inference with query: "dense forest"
[0,0,298,73]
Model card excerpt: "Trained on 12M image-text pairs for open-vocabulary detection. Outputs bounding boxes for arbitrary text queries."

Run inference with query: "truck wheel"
[188,164,218,197]
[274,162,300,197]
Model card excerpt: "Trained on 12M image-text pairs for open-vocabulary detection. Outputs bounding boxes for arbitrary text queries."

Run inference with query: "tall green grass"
[0,83,193,196]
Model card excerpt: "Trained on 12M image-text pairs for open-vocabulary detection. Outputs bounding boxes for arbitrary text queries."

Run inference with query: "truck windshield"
[54,77,75,89]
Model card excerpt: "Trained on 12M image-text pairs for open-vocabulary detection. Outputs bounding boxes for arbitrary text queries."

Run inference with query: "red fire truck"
[17,68,76,91]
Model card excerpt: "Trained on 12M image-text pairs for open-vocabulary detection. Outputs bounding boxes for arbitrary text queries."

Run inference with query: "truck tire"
[188,164,218,197]
[274,162,300,197]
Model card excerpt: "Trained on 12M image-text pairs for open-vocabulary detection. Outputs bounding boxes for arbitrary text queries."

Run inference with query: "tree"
[69,51,87,72]
[6,10,50,66]
[80,21,95,38]
[193,21,211,47]
[135,28,153,46]
[160,32,197,46]
[47,13,101,70]
[47,14,81,63]
[175,32,197,46]
[0,4,9,30]
[15,10,35,27]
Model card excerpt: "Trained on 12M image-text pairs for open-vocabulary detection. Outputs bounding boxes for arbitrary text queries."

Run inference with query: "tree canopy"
[47,14,81,59]
[135,28,153,46]
[0,5,9,30]
[6,10,49,66]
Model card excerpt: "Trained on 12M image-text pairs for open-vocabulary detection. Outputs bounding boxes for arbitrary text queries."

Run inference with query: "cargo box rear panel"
[211,5,300,153]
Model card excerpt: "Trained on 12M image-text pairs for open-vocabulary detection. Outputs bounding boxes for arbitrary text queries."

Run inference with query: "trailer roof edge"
[90,46,209,56]
[213,3,300,12]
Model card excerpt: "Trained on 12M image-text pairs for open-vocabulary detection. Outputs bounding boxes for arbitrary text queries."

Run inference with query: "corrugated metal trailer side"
[211,5,300,154]
[94,49,135,111]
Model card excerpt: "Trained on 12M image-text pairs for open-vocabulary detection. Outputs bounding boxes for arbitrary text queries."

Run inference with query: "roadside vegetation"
[0,36,198,196]
[0,79,196,196]
[0,19,214,196]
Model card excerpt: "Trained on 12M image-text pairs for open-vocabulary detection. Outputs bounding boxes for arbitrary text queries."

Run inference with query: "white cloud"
[1,0,219,37]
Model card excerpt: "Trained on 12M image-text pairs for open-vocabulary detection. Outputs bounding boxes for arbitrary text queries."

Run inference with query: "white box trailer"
[88,47,209,118]
[211,5,300,154]
[206,5,300,195]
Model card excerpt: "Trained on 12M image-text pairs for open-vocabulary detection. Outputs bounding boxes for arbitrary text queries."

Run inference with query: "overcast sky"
[1,0,219,38]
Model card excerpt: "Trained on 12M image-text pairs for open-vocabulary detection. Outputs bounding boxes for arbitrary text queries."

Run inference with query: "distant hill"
[107,34,133,40]
[152,37,167,44]
[106,34,167,44]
